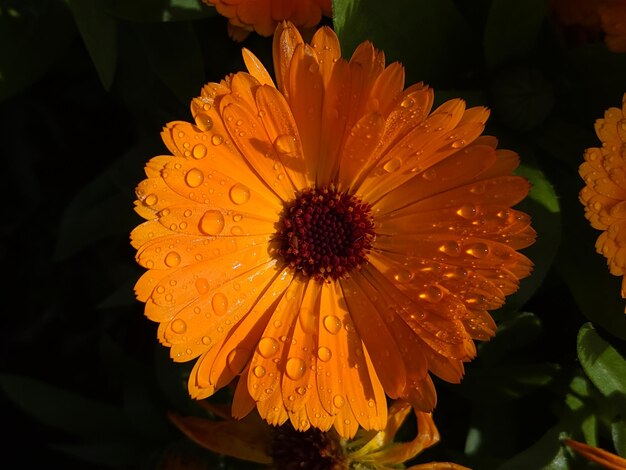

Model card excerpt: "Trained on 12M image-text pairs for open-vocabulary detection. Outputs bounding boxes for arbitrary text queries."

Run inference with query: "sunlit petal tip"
[132,20,536,438]
[564,438,626,469]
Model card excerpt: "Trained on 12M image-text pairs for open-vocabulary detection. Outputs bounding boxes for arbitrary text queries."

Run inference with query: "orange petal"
[564,439,626,470]
[167,413,272,464]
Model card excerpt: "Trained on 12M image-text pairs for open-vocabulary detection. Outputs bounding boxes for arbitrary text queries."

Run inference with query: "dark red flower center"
[270,424,345,469]
[277,186,375,281]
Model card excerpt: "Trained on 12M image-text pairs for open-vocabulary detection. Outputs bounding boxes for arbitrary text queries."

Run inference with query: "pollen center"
[277,186,375,281]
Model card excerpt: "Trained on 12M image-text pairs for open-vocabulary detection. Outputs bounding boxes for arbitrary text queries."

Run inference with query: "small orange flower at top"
[551,0,626,52]
[203,0,332,41]
[131,22,535,438]
[579,93,626,307]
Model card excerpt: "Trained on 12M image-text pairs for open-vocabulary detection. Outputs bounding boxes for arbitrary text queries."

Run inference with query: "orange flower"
[203,0,332,41]
[551,0,626,51]
[169,400,470,469]
[579,93,626,305]
[131,22,535,438]
[599,0,626,52]
[564,439,626,469]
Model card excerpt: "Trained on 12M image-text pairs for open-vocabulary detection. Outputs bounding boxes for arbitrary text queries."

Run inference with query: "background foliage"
[2,0,626,468]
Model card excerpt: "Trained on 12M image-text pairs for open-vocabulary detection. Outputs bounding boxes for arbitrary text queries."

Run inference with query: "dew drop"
[394,270,413,283]
[144,194,158,206]
[317,347,332,362]
[211,292,228,315]
[211,134,224,146]
[171,319,187,334]
[400,97,415,108]
[253,365,266,378]
[274,134,297,155]
[201,336,211,345]
[383,157,402,173]
[185,168,204,188]
[422,168,437,181]
[195,277,210,295]
[419,285,444,303]
[367,399,375,408]
[456,204,477,219]
[296,386,307,395]
[323,315,342,334]
[333,395,345,408]
[192,144,207,159]
[466,242,490,258]
[439,241,460,257]
[227,348,249,375]
[451,139,466,149]
[199,210,225,235]
[258,337,279,358]
[229,183,250,205]
[286,357,306,380]
[164,251,182,267]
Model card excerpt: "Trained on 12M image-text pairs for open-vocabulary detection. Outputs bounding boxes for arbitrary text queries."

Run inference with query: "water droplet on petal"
[144,194,158,206]
[201,336,211,345]
[192,144,207,159]
[165,251,181,267]
[211,292,228,315]
[383,157,402,173]
[296,386,307,395]
[422,168,437,181]
[199,210,225,235]
[439,241,460,257]
[171,319,187,334]
[317,347,332,362]
[466,242,490,258]
[456,204,477,219]
[419,285,444,303]
[323,315,342,334]
[211,134,224,146]
[298,309,317,334]
[253,365,266,377]
[185,168,204,188]
[394,270,413,283]
[451,139,466,149]
[274,134,297,155]
[229,183,250,204]
[400,97,415,108]
[333,395,345,408]
[286,357,306,380]
[258,337,279,358]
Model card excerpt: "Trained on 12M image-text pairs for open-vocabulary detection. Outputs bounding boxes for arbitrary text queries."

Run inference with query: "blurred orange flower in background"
[131,22,535,438]
[551,0,626,51]
[203,0,332,41]
[579,93,626,306]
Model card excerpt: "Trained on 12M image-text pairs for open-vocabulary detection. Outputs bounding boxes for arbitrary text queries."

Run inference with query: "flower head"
[131,22,535,438]
[169,400,470,469]
[599,0,626,52]
[203,0,332,41]
[579,93,626,306]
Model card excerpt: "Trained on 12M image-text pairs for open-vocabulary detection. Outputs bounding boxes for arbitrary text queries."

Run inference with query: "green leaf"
[577,323,626,398]
[484,0,550,69]
[100,0,217,22]
[333,0,478,85]
[0,1,76,101]
[0,374,135,442]
[68,0,117,90]
[612,420,626,457]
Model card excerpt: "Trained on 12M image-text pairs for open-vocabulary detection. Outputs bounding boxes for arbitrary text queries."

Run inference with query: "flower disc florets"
[277,186,375,281]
